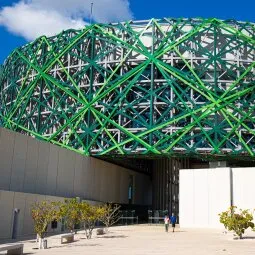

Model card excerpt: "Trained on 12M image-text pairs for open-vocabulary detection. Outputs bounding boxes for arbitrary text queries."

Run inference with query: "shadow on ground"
[97,235,127,239]
[233,236,255,240]
[48,243,101,249]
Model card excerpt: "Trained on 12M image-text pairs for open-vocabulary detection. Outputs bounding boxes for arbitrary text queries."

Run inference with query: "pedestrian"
[164,214,169,232]
[170,213,177,232]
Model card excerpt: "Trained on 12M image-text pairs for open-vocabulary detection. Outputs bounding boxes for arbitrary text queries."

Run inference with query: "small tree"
[59,198,82,233]
[31,201,60,249]
[80,202,105,239]
[219,206,254,239]
[101,203,121,232]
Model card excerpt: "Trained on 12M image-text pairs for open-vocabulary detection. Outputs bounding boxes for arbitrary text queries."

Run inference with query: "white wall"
[207,168,231,227]
[180,168,231,228]
[232,168,255,215]
[179,170,194,227]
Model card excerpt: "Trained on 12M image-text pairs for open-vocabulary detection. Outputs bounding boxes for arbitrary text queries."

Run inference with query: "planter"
[96,228,105,235]
[38,238,47,249]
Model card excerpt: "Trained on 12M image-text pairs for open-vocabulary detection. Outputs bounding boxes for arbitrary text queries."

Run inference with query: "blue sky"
[0,0,254,64]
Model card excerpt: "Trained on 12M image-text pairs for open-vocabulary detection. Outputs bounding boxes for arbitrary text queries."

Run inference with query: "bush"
[80,202,105,239]
[58,198,82,233]
[31,201,60,249]
[219,206,254,239]
[101,203,121,232]
[31,198,109,241]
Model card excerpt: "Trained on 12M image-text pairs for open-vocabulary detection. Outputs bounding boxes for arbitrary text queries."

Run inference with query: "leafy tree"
[31,201,60,249]
[80,202,105,239]
[59,198,82,232]
[101,203,121,232]
[219,206,254,239]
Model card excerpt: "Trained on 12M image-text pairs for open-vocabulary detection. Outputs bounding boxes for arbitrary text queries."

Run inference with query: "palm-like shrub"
[219,206,254,239]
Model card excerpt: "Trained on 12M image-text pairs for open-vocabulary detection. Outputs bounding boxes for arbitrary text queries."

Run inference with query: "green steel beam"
[0,18,255,160]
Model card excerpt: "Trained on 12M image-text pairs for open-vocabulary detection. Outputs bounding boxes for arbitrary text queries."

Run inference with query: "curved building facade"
[0,18,255,159]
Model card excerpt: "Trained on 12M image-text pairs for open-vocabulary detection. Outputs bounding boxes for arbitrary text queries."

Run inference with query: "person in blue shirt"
[170,213,177,232]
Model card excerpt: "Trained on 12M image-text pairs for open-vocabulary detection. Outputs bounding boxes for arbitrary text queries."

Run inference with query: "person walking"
[164,214,170,232]
[170,213,177,232]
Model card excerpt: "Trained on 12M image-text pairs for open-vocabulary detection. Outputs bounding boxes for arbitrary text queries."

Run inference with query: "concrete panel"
[98,162,136,204]
[179,170,194,228]
[22,193,38,236]
[0,191,14,239]
[13,192,27,237]
[93,159,102,201]
[99,163,115,203]
[113,166,121,203]
[0,129,15,190]
[46,144,59,195]
[10,133,28,192]
[84,157,95,200]
[56,149,75,197]
[96,160,104,202]
[36,194,47,203]
[233,168,255,212]
[111,165,119,203]
[208,168,231,228]
[36,142,50,194]
[45,195,65,233]
[0,127,152,208]
[73,154,85,197]
[0,190,112,239]
[180,168,231,228]
[193,169,209,227]
[119,170,129,204]
[82,156,91,199]
[23,137,39,193]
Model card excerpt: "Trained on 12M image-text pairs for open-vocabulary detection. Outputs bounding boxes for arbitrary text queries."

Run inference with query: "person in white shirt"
[164,215,170,232]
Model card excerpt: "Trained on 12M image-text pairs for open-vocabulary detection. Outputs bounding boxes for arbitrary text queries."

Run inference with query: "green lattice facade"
[0,18,255,159]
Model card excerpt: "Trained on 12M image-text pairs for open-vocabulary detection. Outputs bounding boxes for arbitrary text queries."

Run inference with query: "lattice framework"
[0,18,255,159]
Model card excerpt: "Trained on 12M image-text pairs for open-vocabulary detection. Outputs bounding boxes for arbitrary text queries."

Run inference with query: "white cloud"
[0,0,133,41]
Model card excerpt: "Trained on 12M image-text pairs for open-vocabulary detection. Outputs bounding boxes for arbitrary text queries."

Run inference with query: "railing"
[148,210,168,225]
[119,210,138,225]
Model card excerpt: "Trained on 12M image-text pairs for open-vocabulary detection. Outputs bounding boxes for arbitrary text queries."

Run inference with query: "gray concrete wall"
[0,189,108,240]
[0,128,151,205]
[0,190,66,239]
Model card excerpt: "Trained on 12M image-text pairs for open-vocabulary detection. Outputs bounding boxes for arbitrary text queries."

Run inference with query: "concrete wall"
[0,190,105,240]
[0,128,151,206]
[0,190,65,240]
[232,168,255,218]
[180,167,255,228]
[179,168,231,228]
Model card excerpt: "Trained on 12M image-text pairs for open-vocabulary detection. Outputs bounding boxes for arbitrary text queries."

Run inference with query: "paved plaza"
[2,225,255,255]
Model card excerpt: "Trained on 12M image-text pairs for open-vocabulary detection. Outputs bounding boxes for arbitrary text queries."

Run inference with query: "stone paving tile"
[2,225,255,255]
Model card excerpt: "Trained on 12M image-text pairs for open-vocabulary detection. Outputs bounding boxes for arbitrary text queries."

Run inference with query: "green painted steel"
[0,18,255,159]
